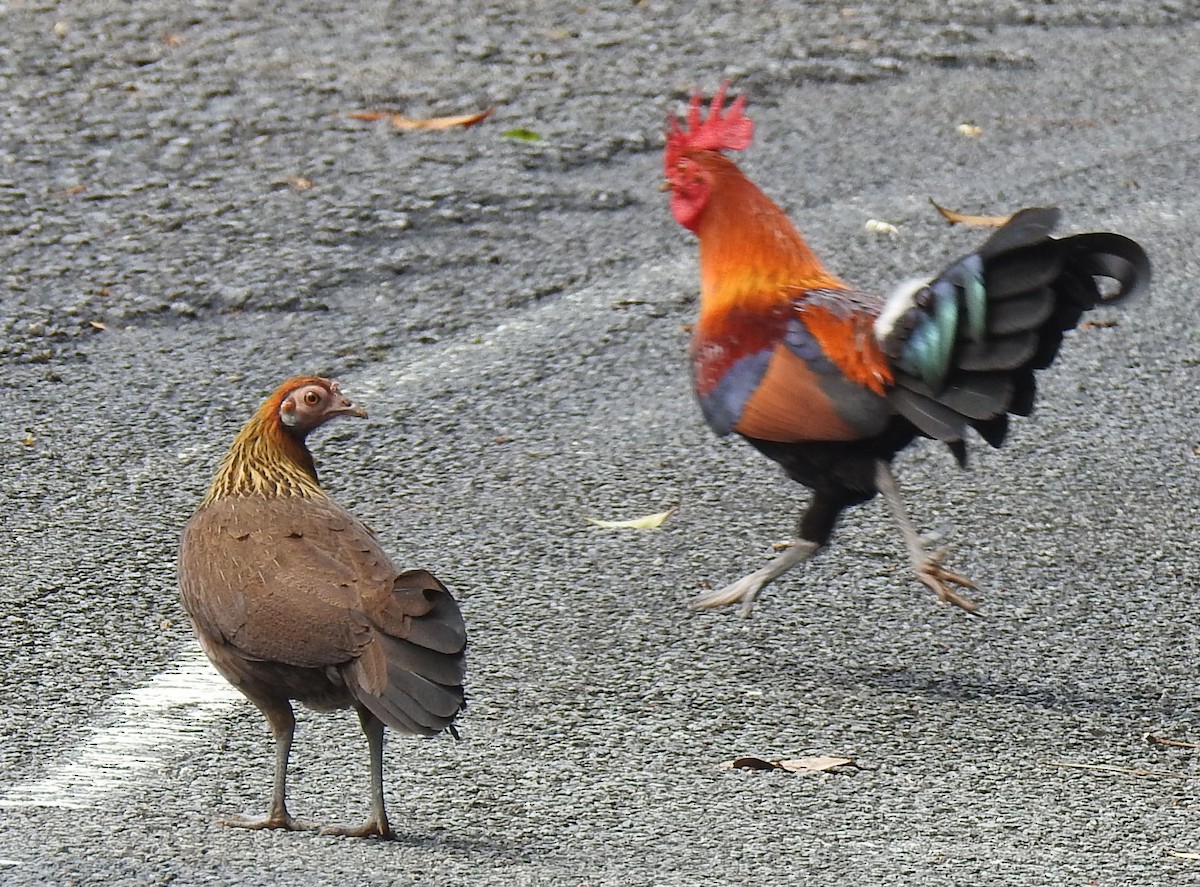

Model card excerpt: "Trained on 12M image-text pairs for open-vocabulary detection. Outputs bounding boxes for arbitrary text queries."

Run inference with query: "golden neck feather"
[201,411,324,505]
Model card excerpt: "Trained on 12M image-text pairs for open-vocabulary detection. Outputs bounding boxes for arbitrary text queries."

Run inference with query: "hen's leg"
[321,706,395,839]
[220,698,317,832]
[874,460,981,614]
[689,491,845,618]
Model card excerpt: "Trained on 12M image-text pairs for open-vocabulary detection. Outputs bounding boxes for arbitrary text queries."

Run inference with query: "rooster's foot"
[689,539,821,618]
[913,552,981,614]
[689,571,769,618]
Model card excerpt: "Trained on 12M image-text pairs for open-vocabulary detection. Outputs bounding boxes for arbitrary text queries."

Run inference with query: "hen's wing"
[179,494,396,668]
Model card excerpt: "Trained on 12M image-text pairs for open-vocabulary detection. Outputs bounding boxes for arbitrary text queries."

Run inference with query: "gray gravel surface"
[2,1,1199,885]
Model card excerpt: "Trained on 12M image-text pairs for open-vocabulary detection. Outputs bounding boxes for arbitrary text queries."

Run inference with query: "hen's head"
[664,83,754,231]
[269,376,368,440]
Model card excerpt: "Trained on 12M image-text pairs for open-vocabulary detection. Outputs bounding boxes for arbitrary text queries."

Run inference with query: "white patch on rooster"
[874,277,930,342]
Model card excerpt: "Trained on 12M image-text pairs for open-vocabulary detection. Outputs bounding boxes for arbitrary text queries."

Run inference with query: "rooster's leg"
[874,460,981,614]
[220,698,318,832]
[689,538,821,618]
[690,489,853,617]
[320,706,395,839]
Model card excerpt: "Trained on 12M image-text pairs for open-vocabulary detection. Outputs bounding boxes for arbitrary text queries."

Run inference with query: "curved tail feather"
[876,207,1150,455]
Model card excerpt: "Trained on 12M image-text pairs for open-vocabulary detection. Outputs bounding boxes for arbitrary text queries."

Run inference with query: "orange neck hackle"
[691,154,845,323]
[202,376,328,504]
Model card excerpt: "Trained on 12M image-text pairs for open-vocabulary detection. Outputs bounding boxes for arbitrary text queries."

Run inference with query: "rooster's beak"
[659,180,673,192]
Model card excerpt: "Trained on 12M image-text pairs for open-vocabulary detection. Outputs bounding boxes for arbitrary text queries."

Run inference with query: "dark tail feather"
[347,570,467,737]
[878,207,1150,452]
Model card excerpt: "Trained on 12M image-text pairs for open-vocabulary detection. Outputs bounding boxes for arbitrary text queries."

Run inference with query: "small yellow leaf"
[89,320,107,331]
[585,507,677,530]
[347,108,494,131]
[1168,850,1200,860]
[957,123,983,137]
[929,198,1012,228]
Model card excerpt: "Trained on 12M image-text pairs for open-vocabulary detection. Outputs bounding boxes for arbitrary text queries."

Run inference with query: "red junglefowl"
[178,376,466,838]
[664,84,1150,617]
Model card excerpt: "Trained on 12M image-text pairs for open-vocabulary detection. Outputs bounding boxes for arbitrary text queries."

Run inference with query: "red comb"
[664,82,754,173]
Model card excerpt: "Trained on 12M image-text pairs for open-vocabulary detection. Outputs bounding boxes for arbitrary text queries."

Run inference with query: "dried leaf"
[347,108,493,130]
[1041,759,1200,780]
[929,198,1012,228]
[88,320,107,331]
[865,219,898,236]
[393,108,493,130]
[1145,733,1200,749]
[1080,319,1117,330]
[956,123,983,138]
[162,33,184,46]
[21,431,35,446]
[1167,850,1200,860]
[722,755,855,774]
[723,757,781,771]
[502,128,542,142]
[778,756,856,773]
[345,110,391,122]
[286,176,315,191]
[585,507,677,530]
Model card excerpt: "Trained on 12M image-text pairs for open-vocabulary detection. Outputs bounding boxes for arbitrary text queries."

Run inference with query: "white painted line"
[0,647,240,809]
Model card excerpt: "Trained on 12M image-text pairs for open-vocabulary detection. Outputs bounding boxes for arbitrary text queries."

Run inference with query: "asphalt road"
[2,1,1199,885]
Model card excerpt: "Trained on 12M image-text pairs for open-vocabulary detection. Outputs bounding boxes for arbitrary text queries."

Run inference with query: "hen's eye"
[303,390,321,406]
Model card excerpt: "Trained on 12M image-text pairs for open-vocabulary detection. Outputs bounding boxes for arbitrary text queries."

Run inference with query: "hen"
[178,376,465,838]
[664,84,1150,616]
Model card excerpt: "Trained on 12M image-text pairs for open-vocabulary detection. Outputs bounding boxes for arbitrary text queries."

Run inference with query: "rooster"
[178,376,466,838]
[664,84,1150,616]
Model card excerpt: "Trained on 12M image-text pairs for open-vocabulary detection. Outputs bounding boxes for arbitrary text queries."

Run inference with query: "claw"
[914,559,981,614]
[874,460,987,615]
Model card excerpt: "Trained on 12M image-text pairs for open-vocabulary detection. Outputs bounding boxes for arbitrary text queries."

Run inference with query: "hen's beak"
[332,396,368,420]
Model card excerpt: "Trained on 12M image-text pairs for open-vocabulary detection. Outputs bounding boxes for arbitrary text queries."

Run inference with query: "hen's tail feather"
[348,571,467,737]
[878,207,1149,454]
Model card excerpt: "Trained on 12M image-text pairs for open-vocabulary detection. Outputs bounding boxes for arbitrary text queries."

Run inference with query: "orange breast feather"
[733,345,861,442]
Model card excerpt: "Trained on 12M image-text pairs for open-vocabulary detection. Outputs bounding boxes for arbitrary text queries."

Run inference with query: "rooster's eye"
[303,390,321,406]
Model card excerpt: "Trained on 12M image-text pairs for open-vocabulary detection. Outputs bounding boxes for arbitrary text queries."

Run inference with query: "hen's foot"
[319,817,394,839]
[689,570,770,618]
[219,812,318,832]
